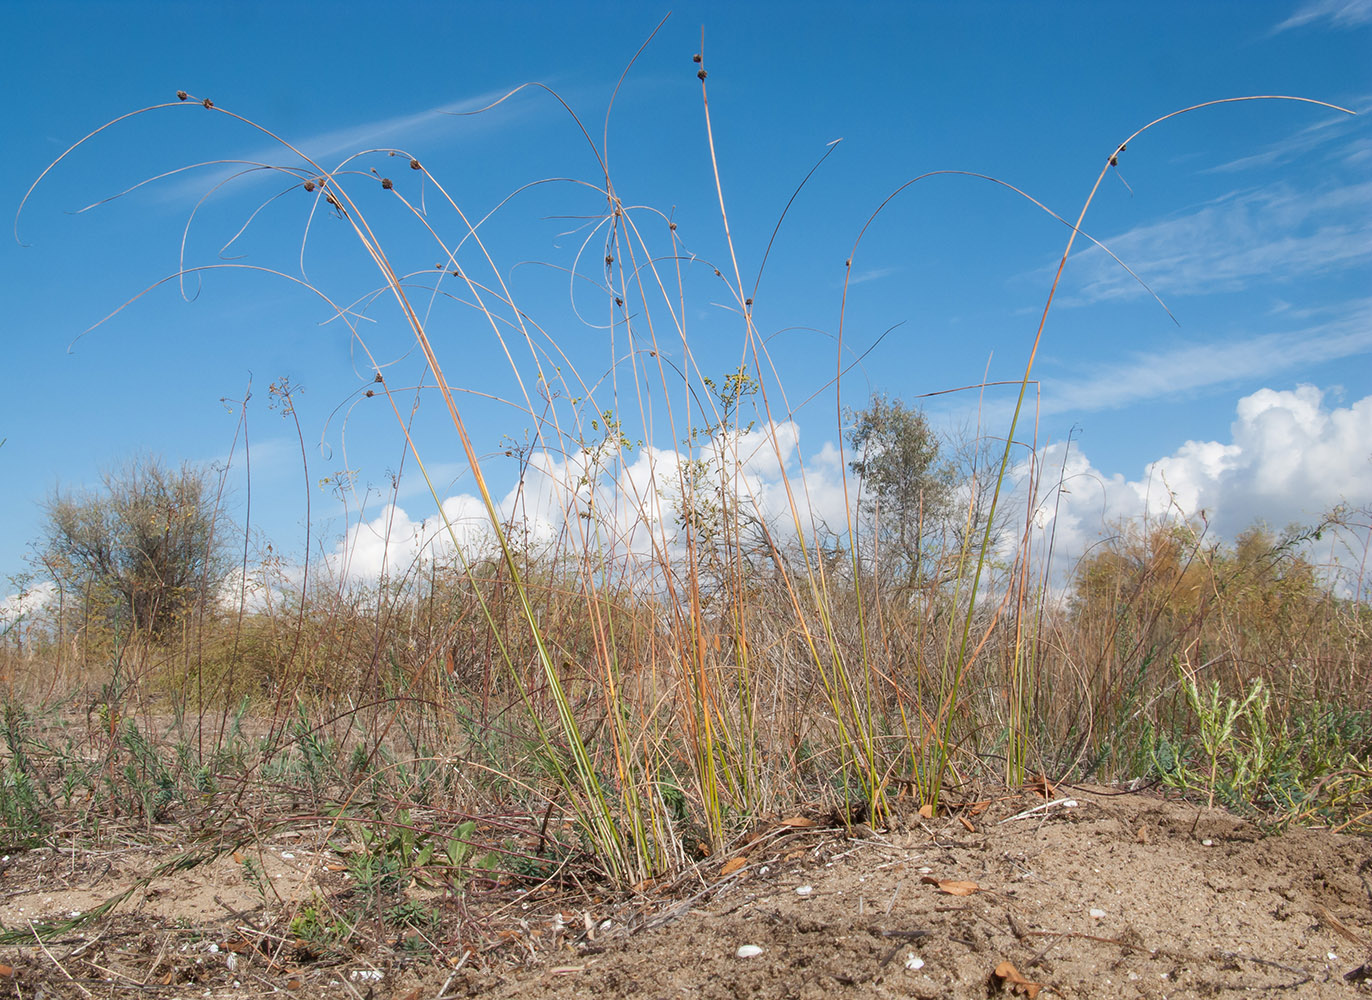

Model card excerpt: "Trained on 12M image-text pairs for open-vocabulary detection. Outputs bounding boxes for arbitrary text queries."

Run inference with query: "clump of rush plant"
[13,22,1362,895]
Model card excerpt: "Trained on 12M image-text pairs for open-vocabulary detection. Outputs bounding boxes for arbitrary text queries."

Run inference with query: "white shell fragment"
[795,885,814,896]
[736,945,764,959]
[904,954,925,970]
[1089,908,1106,919]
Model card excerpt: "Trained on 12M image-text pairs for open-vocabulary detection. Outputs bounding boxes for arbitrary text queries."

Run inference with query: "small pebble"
[795,886,813,896]
[1089,908,1106,919]
[736,945,764,959]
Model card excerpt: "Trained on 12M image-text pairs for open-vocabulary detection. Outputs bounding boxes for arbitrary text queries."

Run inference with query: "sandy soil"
[0,783,1368,998]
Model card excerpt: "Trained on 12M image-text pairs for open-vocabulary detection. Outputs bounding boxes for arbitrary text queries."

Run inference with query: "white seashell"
[736,945,764,959]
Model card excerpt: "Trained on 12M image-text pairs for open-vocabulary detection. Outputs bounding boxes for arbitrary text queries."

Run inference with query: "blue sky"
[3,1,1370,594]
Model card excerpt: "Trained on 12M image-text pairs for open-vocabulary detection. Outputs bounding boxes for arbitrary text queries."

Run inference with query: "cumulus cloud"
[1032,385,1372,576]
[299,387,1371,603]
[322,420,857,586]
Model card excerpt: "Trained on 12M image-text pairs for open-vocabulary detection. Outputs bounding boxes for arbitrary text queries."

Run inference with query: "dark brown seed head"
[374,372,384,383]
[381,178,393,190]
[176,90,188,101]
[410,158,421,170]
[303,180,315,192]
[714,269,721,277]
[202,97,214,109]
[745,298,753,307]
[697,69,707,80]
[669,221,677,231]
[365,389,375,398]
[605,255,614,266]
[615,297,624,307]
[692,53,702,63]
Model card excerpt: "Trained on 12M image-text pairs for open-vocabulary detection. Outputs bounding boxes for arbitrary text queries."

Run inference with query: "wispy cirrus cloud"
[1271,0,1372,34]
[1041,297,1372,415]
[1056,179,1372,307]
[1204,104,1368,174]
[848,265,901,285]
[158,88,533,204]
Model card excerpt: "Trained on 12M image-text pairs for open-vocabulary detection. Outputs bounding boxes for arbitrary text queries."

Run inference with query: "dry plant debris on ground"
[0,784,1368,999]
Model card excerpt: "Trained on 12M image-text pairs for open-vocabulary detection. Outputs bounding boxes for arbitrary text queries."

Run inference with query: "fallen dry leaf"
[232,852,245,864]
[966,800,991,816]
[779,815,815,828]
[959,815,976,833]
[992,960,1042,998]
[719,856,748,877]
[918,803,934,819]
[921,876,980,895]
[0,965,15,979]
[1026,774,1057,799]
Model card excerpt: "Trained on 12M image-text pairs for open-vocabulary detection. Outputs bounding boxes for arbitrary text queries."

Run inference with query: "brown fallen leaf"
[232,852,245,864]
[783,848,805,861]
[966,800,991,816]
[959,815,976,833]
[921,876,980,895]
[779,815,815,828]
[992,960,1042,998]
[720,856,748,877]
[918,803,934,819]
[0,965,15,979]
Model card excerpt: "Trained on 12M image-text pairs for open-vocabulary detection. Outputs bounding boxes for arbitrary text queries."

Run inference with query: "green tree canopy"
[847,395,956,584]
[43,456,228,639]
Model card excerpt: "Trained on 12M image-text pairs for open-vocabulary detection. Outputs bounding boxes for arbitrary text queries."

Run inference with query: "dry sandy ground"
[0,784,1368,999]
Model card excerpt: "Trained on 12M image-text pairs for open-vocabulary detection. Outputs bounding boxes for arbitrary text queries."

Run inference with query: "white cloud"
[1203,108,1367,174]
[1033,385,1372,576]
[304,388,1370,607]
[1042,297,1372,414]
[1059,180,1372,306]
[0,581,57,634]
[1272,0,1372,33]
[322,421,857,586]
[158,88,530,204]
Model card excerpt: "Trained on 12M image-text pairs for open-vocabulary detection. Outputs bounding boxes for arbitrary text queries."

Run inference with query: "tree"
[42,457,228,639]
[847,395,956,586]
